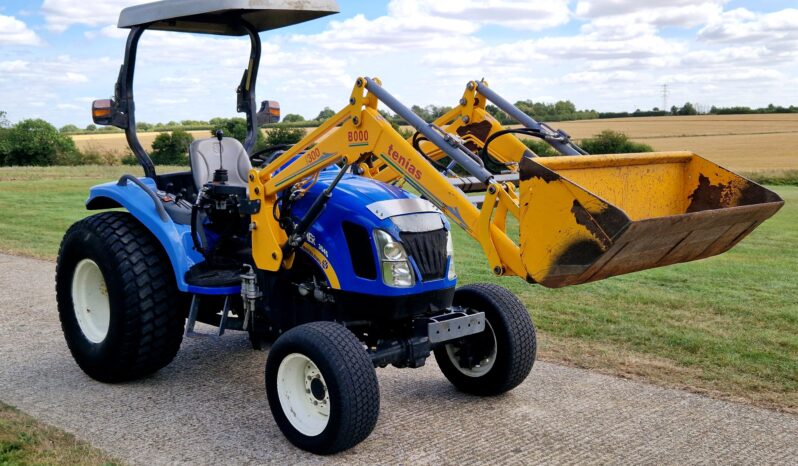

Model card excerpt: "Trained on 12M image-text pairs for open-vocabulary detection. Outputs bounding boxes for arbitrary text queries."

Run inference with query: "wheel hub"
[446,320,498,377]
[71,259,111,344]
[277,353,330,436]
[309,377,326,401]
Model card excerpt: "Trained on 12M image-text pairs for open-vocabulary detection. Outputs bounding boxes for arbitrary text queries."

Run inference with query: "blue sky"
[1,0,796,127]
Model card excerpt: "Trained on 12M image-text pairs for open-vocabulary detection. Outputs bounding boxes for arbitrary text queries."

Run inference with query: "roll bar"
[108,21,263,179]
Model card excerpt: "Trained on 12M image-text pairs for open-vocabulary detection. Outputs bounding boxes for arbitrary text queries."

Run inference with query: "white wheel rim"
[276,353,330,437]
[71,259,111,344]
[445,320,498,377]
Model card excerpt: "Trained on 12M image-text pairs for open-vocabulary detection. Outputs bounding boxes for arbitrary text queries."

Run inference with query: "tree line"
[0,111,306,167]
[49,100,798,136]
[3,96,796,167]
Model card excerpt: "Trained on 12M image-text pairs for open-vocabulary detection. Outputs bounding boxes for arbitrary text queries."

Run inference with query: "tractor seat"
[189,137,252,192]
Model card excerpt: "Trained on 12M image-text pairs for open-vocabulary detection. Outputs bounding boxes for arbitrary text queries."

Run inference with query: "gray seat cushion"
[189,137,252,192]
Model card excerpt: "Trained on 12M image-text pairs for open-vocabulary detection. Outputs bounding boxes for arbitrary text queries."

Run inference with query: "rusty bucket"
[518,152,784,288]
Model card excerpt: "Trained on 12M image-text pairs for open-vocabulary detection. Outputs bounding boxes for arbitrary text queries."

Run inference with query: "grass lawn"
[0,402,120,466]
[0,165,795,413]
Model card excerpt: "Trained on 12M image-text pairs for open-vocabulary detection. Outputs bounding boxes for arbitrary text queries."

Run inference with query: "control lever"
[213,129,228,184]
[175,188,187,203]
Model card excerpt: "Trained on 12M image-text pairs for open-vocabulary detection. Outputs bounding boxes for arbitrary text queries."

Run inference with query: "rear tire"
[434,283,536,396]
[266,322,379,454]
[56,212,184,382]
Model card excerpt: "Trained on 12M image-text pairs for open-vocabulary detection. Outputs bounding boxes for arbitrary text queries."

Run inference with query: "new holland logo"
[386,144,422,180]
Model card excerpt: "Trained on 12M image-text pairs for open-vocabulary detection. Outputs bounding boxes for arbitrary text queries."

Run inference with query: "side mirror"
[92,99,115,126]
[257,100,280,126]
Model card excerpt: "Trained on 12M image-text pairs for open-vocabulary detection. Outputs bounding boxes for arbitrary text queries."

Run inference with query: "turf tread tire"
[434,283,536,396]
[266,321,379,455]
[56,212,184,383]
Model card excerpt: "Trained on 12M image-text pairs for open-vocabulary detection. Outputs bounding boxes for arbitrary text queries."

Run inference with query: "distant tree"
[553,100,576,115]
[0,119,80,166]
[180,119,207,127]
[411,105,431,122]
[678,102,698,116]
[59,124,80,134]
[670,105,679,116]
[266,126,305,146]
[428,105,452,121]
[210,117,267,150]
[150,129,194,165]
[0,112,10,163]
[314,107,336,122]
[579,130,653,154]
[121,150,139,166]
[486,104,512,124]
[522,139,558,157]
[282,114,305,123]
[85,124,97,131]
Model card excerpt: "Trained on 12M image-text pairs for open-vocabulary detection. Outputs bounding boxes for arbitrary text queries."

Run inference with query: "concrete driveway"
[0,253,796,465]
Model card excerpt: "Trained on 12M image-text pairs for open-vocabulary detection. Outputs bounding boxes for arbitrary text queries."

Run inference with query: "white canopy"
[118,0,339,36]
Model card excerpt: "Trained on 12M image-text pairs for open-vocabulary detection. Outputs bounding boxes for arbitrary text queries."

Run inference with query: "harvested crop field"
[70,114,798,172]
[555,114,798,172]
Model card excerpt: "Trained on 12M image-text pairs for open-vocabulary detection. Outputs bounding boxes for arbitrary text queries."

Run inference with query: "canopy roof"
[118,0,339,36]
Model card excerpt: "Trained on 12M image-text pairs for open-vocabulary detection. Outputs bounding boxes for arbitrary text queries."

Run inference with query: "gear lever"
[212,129,228,184]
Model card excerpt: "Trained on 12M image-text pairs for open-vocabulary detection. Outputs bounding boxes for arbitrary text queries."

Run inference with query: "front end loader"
[55,0,783,456]
[366,80,784,287]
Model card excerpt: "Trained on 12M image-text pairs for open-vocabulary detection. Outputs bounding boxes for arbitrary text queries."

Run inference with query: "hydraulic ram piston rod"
[474,81,584,156]
[364,77,494,183]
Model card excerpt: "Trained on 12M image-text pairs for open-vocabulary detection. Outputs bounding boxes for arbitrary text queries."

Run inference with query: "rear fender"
[86,177,202,292]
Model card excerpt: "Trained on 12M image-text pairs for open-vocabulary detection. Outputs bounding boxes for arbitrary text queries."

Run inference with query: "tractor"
[56,0,784,455]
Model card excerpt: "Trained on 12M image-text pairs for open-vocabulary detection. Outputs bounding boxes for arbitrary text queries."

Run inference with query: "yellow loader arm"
[248,77,784,288]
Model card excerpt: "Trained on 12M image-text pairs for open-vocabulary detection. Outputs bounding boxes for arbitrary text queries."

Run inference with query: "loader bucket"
[518,152,784,288]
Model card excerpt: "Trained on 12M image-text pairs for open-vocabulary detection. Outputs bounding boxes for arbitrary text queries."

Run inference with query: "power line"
[661,84,669,111]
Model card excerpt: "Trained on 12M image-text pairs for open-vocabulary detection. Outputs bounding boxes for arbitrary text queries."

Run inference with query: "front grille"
[401,229,448,281]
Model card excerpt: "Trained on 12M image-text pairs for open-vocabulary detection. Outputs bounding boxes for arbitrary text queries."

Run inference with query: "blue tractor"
[56,0,536,454]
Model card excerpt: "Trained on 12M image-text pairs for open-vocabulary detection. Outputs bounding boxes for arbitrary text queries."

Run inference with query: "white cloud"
[699,8,798,50]
[562,70,640,84]
[94,25,130,39]
[410,0,571,31]
[575,0,728,27]
[292,0,569,52]
[41,0,139,32]
[573,0,729,45]
[0,14,42,46]
[0,56,102,85]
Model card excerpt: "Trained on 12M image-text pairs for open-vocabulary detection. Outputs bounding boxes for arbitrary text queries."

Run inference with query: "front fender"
[86,177,224,294]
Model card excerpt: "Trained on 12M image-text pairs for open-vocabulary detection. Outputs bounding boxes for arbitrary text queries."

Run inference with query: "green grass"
[0,166,795,412]
[452,187,797,411]
[0,402,121,466]
[742,169,798,186]
[0,166,182,258]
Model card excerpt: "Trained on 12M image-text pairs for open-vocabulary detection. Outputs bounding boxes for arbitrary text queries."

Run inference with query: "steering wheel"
[250,144,294,167]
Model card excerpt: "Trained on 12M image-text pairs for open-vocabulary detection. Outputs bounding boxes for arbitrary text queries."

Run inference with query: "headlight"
[446,231,456,280]
[373,230,415,287]
[383,241,406,261]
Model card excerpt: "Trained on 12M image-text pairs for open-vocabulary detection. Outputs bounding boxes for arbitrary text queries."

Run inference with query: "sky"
[0,0,796,128]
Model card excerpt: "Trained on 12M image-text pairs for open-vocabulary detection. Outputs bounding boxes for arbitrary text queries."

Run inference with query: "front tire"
[266,322,379,454]
[56,212,184,383]
[434,283,536,396]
